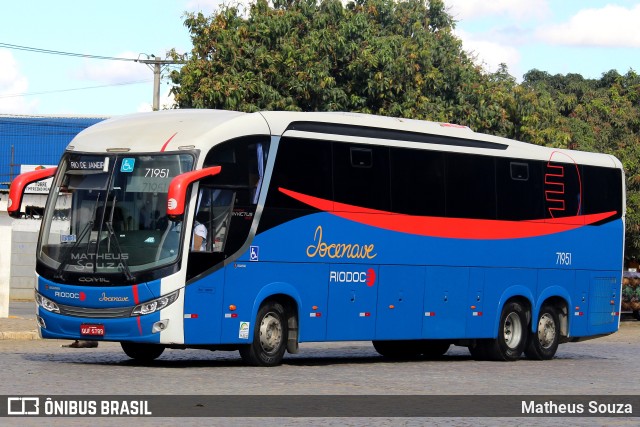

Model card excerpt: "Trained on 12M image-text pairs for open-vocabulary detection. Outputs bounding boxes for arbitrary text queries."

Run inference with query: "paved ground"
[1,302,640,426]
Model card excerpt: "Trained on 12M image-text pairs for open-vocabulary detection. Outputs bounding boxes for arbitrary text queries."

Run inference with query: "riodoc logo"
[329,268,376,287]
[54,291,86,301]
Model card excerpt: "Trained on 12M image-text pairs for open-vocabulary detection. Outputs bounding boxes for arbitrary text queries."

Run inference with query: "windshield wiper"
[54,193,100,281]
[97,189,134,282]
[103,221,134,282]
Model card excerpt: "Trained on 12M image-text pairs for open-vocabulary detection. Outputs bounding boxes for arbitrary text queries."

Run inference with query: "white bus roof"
[66,109,621,169]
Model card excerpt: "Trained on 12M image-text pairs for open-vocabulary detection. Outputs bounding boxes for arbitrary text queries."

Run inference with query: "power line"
[0,42,137,61]
[0,42,187,109]
[0,80,153,99]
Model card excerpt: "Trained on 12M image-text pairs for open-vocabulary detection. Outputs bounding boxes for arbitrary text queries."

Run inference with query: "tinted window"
[390,148,445,216]
[446,153,496,219]
[333,143,390,211]
[265,137,332,210]
[496,159,544,220]
[544,160,581,219]
[582,166,623,219]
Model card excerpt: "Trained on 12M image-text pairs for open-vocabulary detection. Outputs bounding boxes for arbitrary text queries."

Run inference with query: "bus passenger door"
[375,266,425,339]
[423,267,469,338]
[326,265,378,340]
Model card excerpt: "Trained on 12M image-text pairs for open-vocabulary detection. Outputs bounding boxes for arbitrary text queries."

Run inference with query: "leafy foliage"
[170,0,640,261]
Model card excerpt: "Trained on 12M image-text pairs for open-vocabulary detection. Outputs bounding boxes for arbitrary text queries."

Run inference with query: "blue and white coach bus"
[8,110,625,366]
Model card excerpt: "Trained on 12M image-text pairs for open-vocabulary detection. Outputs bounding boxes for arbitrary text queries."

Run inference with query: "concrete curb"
[0,317,40,340]
[0,330,40,340]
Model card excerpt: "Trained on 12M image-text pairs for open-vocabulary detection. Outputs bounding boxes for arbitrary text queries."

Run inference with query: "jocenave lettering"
[306,226,377,260]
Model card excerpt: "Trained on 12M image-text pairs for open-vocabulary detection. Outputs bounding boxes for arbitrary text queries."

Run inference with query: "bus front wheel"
[239,301,288,366]
[120,342,165,362]
[483,301,528,361]
[525,304,560,360]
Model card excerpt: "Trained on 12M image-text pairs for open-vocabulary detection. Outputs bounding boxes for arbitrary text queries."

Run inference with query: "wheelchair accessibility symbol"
[120,158,135,173]
[249,246,259,262]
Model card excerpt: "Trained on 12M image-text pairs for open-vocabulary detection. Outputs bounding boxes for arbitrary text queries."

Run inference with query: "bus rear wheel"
[525,304,560,360]
[239,301,288,366]
[121,342,165,362]
[483,301,528,361]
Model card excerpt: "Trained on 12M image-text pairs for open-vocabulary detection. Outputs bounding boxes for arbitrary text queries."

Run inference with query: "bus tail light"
[131,290,180,316]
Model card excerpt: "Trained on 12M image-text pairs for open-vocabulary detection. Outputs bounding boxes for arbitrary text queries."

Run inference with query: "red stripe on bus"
[279,187,616,240]
[160,132,178,152]
[132,284,139,305]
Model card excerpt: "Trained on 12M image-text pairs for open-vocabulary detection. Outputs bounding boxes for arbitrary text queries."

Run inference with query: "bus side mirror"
[7,167,58,219]
[166,166,222,221]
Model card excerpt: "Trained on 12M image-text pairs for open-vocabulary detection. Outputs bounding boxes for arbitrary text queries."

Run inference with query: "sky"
[1,0,639,117]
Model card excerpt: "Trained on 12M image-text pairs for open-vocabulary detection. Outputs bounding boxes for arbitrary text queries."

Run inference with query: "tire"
[525,304,560,360]
[121,342,165,362]
[483,301,528,361]
[239,301,288,366]
[419,340,450,359]
[468,339,490,360]
[372,340,422,359]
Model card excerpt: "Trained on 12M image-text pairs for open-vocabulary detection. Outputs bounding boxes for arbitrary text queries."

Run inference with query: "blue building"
[0,115,107,187]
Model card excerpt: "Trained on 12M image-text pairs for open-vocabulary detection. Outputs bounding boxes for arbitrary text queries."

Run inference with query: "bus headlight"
[131,290,180,316]
[35,292,60,313]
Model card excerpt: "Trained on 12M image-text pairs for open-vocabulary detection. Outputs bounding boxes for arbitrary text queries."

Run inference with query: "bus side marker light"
[312,306,318,310]
[424,312,435,317]
[389,305,395,309]
[472,312,483,317]
[359,312,371,317]
[224,313,238,318]
[310,312,322,317]
[470,305,477,310]
[575,312,584,316]
[183,314,198,319]
[229,305,237,311]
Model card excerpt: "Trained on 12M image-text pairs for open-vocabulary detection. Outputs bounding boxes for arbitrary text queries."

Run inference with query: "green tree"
[170,0,512,133]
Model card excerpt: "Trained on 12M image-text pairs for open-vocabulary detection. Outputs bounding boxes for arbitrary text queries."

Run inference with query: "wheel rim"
[537,313,556,349]
[259,312,283,355]
[503,312,523,349]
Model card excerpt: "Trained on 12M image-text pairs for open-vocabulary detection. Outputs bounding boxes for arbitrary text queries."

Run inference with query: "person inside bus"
[192,218,207,251]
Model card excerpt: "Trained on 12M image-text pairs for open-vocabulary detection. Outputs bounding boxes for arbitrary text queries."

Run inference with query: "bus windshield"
[38,152,195,281]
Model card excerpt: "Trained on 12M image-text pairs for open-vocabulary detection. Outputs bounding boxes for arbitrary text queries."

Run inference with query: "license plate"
[80,324,104,336]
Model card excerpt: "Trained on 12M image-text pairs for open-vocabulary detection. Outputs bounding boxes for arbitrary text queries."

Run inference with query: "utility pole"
[136,55,186,110]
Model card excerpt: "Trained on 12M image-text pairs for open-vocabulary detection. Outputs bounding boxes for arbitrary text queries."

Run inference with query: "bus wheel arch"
[240,294,298,366]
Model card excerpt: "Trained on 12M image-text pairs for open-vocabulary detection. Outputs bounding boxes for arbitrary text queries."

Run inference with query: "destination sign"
[67,156,109,171]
